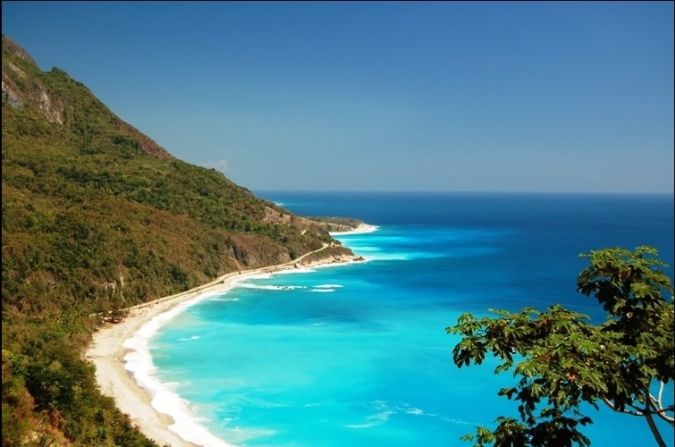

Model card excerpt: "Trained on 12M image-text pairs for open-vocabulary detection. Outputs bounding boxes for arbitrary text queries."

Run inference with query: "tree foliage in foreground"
[448,246,674,447]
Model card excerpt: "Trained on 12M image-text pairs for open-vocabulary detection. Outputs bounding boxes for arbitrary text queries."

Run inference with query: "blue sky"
[3,1,673,193]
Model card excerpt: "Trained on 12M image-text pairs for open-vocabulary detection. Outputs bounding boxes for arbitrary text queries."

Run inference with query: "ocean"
[145,192,674,447]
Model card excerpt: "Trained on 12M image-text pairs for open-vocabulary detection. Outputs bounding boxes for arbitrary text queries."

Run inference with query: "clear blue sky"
[3,1,673,193]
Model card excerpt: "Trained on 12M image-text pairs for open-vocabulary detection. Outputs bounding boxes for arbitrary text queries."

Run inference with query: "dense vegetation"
[448,246,674,446]
[308,216,364,233]
[2,35,348,446]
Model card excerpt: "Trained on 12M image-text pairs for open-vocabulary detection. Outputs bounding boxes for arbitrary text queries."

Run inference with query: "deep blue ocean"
[150,192,673,447]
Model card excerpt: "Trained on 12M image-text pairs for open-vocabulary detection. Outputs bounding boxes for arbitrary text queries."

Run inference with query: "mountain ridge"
[1,35,353,446]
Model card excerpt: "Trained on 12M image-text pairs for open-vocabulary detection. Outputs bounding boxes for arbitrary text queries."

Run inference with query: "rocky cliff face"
[2,37,61,123]
[2,58,63,123]
[2,35,171,159]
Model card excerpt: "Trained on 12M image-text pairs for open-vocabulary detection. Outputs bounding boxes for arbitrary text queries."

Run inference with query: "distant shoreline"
[329,223,379,236]
[85,225,375,447]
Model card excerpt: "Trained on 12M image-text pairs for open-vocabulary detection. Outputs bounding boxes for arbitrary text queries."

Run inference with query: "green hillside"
[1,35,349,446]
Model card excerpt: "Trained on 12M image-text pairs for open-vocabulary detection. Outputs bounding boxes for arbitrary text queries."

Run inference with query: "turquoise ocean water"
[148,193,673,446]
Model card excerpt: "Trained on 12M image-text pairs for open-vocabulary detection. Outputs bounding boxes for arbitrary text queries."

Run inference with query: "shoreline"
[329,222,379,236]
[85,226,375,447]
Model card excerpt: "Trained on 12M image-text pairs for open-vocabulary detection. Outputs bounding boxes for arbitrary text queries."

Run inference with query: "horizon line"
[252,189,675,196]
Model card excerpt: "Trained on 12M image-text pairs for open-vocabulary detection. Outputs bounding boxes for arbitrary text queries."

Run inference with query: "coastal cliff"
[1,35,353,446]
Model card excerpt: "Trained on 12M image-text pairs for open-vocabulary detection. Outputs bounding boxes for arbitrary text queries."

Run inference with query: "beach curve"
[85,226,376,447]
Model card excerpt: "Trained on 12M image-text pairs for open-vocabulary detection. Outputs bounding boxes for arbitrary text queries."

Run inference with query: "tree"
[447,246,674,446]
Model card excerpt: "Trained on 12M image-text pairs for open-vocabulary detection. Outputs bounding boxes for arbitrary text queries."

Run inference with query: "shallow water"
[150,192,674,446]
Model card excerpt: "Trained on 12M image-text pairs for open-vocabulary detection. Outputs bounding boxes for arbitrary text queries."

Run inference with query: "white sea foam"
[123,225,378,446]
[344,402,442,430]
[346,402,395,429]
[330,224,380,236]
[122,266,341,446]
[178,335,201,341]
[274,267,317,275]
[123,289,238,447]
[397,403,475,425]
[210,297,240,302]
[442,417,475,426]
[237,283,306,291]
[310,283,343,293]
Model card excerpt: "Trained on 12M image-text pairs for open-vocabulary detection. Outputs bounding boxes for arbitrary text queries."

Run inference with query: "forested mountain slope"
[1,35,348,446]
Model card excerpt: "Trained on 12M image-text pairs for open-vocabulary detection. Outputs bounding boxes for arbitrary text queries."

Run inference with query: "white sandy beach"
[85,226,374,447]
